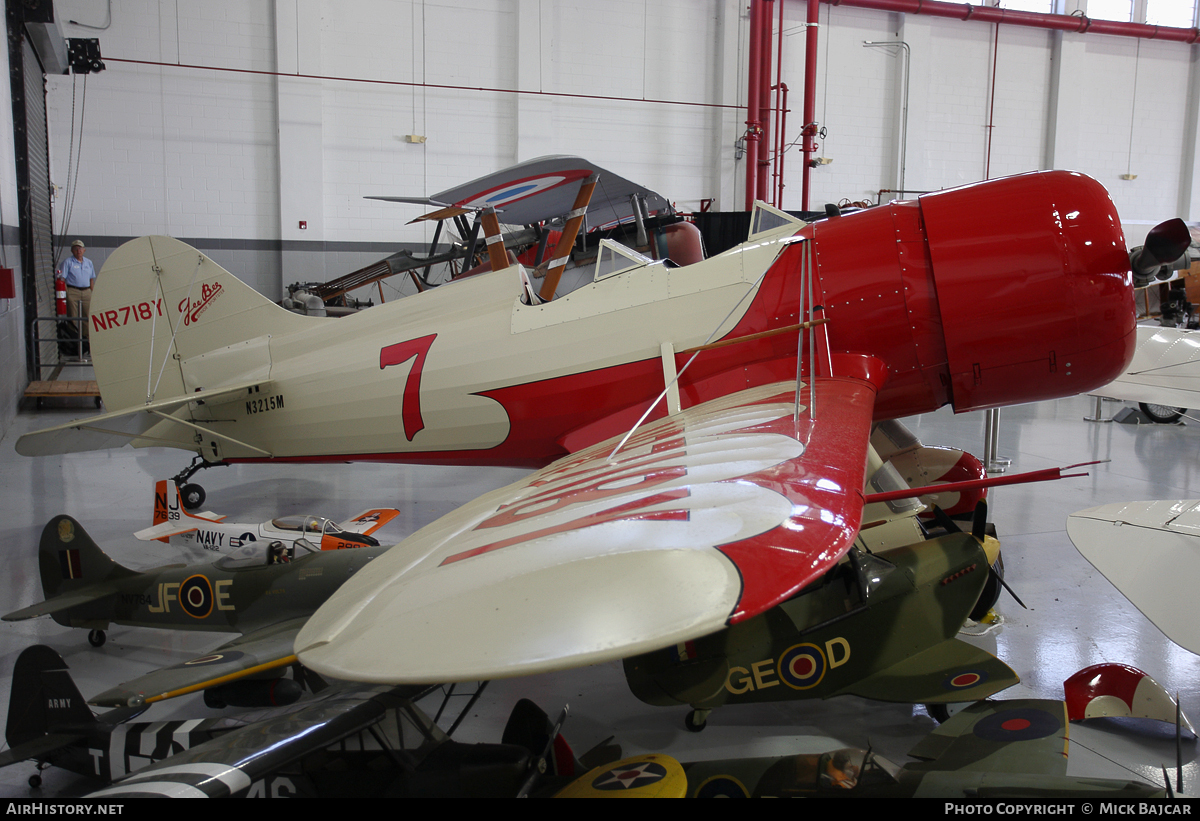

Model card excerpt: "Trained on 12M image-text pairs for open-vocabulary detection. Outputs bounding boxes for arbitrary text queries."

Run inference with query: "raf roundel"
[973,706,1061,742]
[178,574,214,619]
[943,669,988,692]
[779,643,827,690]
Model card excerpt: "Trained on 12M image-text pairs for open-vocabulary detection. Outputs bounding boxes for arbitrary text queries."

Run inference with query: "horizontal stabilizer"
[1068,500,1200,654]
[1093,325,1200,409]
[342,508,401,536]
[3,586,117,622]
[16,379,268,457]
[133,510,224,541]
[836,637,1019,704]
[88,617,310,707]
[906,699,1068,777]
[0,732,89,769]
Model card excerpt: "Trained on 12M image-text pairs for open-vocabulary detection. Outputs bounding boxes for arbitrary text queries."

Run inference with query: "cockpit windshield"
[270,515,346,536]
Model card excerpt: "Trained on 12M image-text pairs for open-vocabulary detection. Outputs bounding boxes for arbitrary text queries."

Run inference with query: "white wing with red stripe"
[296,375,880,684]
[300,374,883,686]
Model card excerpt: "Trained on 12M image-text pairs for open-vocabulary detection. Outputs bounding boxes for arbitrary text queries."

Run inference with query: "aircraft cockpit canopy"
[271,515,333,534]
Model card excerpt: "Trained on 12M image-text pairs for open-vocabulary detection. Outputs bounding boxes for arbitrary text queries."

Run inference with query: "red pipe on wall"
[745,0,765,211]
[801,0,820,211]
[758,1,775,204]
[825,0,1200,43]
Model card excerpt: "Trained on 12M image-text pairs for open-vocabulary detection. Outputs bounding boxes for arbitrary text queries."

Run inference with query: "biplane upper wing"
[1093,325,1200,409]
[88,617,311,708]
[296,371,883,684]
[369,155,670,228]
[1068,500,1200,654]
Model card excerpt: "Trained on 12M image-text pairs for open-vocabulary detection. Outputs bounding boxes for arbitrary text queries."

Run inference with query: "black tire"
[1139,403,1184,424]
[179,483,206,510]
[970,554,1004,622]
[684,709,707,733]
[28,774,41,789]
[926,703,950,723]
[87,629,106,647]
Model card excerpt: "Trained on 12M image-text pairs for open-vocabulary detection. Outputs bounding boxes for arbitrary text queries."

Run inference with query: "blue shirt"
[61,256,96,288]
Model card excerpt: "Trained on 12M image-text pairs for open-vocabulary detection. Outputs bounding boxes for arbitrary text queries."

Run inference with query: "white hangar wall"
[39,0,1200,302]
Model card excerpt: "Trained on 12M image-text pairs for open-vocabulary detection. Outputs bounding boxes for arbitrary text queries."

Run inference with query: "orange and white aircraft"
[16,159,1163,684]
[136,480,400,555]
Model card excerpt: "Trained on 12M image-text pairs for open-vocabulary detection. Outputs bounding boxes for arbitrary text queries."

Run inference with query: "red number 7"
[379,334,436,441]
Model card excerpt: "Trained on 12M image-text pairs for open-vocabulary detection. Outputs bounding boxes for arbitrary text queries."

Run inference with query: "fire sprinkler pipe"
[825,0,1200,43]
[801,0,820,211]
[745,0,765,211]
[758,1,775,205]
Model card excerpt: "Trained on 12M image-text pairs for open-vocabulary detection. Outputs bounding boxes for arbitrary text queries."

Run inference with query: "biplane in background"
[13,161,1190,715]
[282,155,687,313]
[136,479,399,555]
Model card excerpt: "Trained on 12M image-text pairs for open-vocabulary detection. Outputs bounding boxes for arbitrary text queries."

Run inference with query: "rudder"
[38,516,137,623]
[6,645,94,748]
[89,236,315,415]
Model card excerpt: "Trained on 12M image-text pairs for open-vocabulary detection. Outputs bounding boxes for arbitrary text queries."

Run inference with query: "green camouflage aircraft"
[624,530,1019,730]
[558,699,1172,798]
[3,514,387,709]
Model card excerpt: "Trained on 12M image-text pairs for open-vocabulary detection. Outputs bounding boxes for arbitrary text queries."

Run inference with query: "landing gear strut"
[171,456,228,511]
[684,708,710,732]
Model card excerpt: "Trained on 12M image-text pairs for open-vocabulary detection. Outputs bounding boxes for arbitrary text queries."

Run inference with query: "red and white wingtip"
[1064,663,1196,736]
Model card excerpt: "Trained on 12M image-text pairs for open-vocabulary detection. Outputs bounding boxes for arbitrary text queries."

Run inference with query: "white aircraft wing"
[296,374,882,685]
[15,378,270,457]
[1068,500,1200,654]
[1093,325,1200,409]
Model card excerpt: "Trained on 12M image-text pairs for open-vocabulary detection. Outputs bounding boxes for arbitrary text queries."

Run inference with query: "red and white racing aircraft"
[17,159,1171,684]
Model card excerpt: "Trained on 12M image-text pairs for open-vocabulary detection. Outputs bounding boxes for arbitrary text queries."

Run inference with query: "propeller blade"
[994,571,1028,610]
[971,500,988,542]
[1131,218,1191,283]
[932,506,961,535]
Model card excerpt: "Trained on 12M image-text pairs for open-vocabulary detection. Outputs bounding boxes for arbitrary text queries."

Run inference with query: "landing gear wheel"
[87,629,106,648]
[28,774,41,789]
[179,483,206,510]
[926,703,950,724]
[1139,403,1184,424]
[684,709,709,733]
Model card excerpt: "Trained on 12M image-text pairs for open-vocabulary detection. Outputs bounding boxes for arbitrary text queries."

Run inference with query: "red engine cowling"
[811,170,1136,419]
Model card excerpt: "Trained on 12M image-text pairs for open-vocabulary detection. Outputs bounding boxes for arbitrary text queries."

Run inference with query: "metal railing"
[30,315,91,375]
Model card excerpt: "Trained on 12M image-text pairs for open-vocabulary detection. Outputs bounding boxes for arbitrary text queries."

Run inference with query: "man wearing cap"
[59,240,96,339]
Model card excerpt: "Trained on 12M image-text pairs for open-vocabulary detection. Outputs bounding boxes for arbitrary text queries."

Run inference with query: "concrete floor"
[1,387,1197,797]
